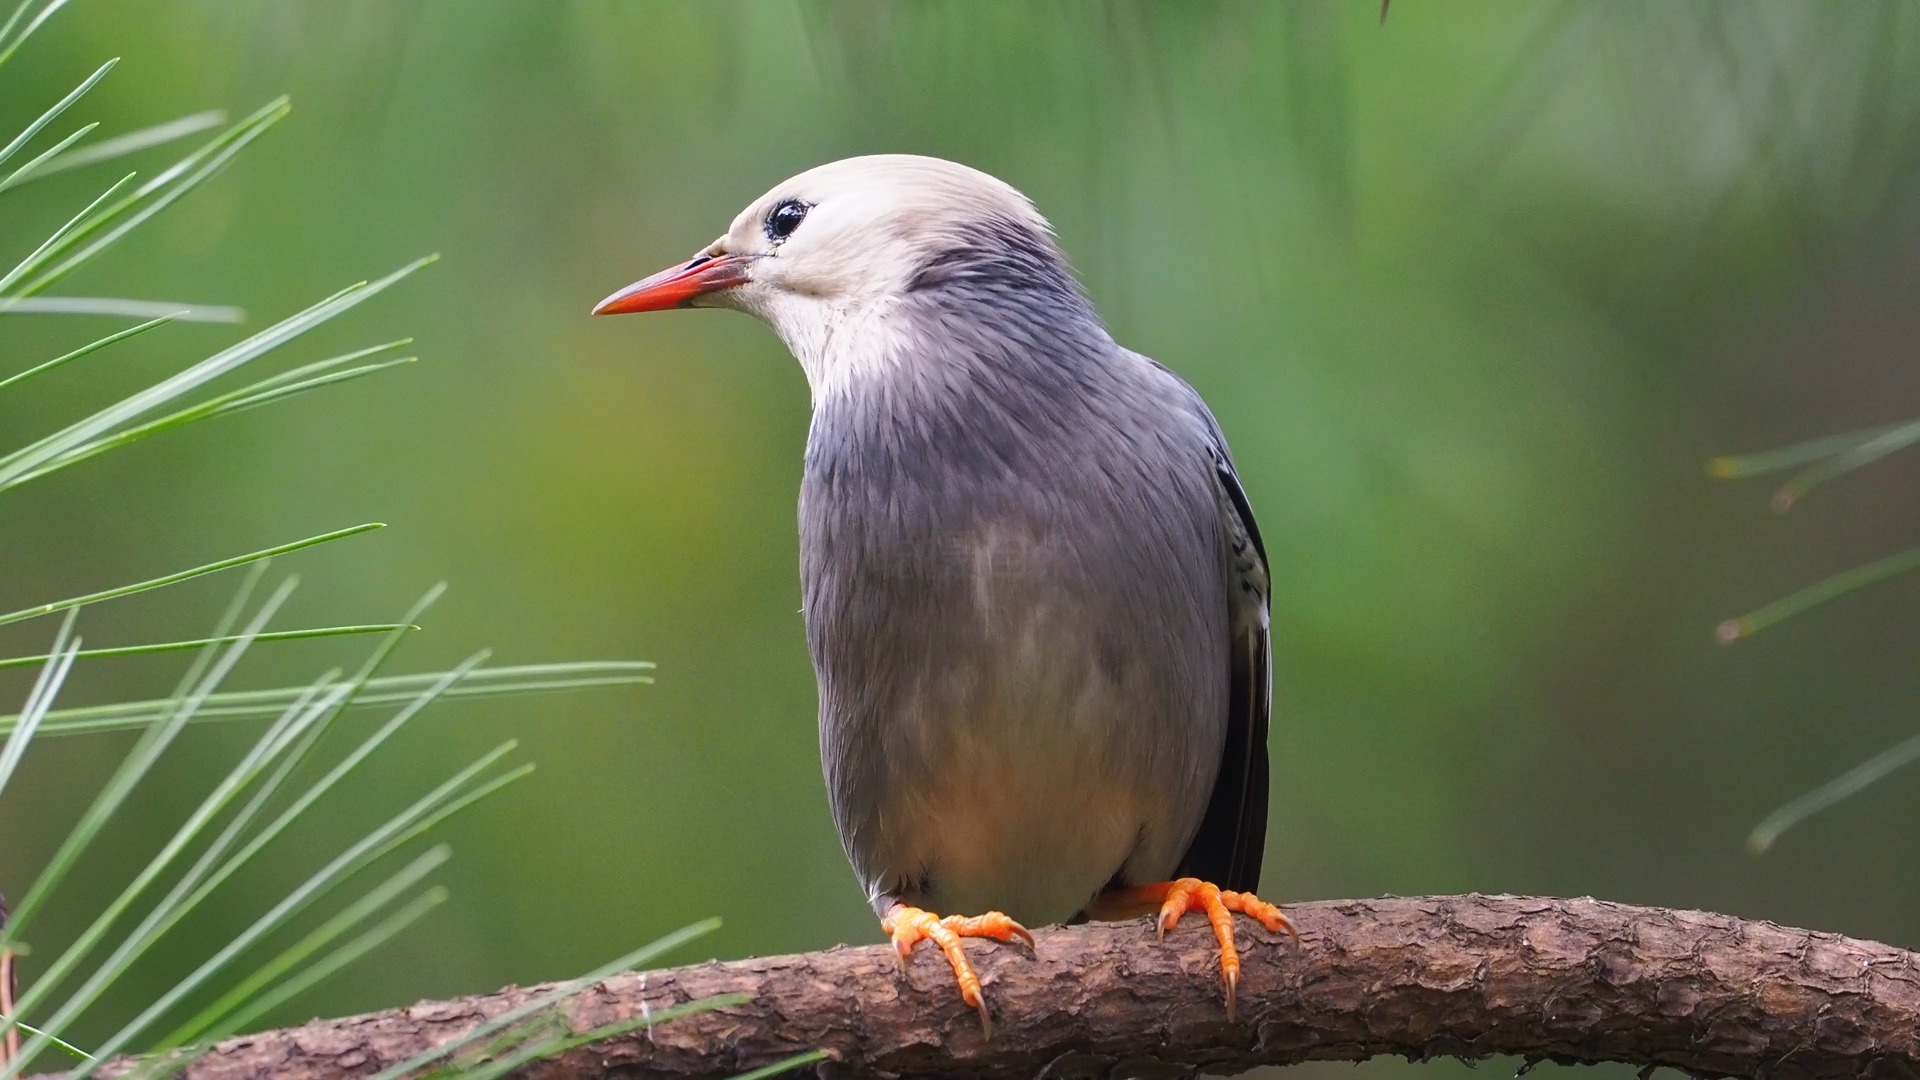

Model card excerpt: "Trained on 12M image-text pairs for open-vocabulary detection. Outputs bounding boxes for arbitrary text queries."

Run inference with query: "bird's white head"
[593,155,1064,396]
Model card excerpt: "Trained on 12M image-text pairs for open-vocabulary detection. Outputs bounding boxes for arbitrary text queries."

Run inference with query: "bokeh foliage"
[3,3,1919,1077]
[0,0,670,1070]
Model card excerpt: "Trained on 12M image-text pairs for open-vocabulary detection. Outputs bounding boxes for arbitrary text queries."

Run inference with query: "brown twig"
[1,891,19,1068]
[73,894,1920,1080]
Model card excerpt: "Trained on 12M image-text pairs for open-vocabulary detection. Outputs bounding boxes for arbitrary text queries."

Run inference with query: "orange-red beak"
[592,252,754,315]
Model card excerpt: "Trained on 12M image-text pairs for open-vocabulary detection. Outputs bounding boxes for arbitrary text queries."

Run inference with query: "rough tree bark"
[80,894,1920,1080]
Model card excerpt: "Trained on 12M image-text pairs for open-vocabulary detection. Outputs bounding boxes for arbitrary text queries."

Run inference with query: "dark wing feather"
[1172,441,1271,894]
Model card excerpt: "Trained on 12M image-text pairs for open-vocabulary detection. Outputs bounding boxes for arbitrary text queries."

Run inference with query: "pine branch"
[66,894,1920,1079]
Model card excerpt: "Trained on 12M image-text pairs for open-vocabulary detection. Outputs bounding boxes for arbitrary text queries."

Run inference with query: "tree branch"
[90,894,1920,1080]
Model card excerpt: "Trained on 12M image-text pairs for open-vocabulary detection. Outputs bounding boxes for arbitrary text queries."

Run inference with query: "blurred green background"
[4,2,1920,1076]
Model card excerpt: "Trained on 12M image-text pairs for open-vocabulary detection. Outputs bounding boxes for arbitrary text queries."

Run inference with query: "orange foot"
[1088,878,1297,1019]
[881,902,1034,1036]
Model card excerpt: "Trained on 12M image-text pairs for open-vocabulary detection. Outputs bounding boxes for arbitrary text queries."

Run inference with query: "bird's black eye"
[765,199,811,242]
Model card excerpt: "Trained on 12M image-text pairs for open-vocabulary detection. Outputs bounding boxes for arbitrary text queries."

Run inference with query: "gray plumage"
[595,154,1271,931]
[799,217,1270,926]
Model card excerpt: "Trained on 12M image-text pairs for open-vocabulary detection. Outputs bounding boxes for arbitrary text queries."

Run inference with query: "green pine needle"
[0,0,73,70]
[0,297,241,321]
[0,57,113,172]
[3,343,415,491]
[0,609,78,799]
[0,171,137,296]
[0,624,416,669]
[1749,729,1920,854]
[368,919,725,1080]
[0,523,383,627]
[21,740,529,1080]
[0,563,271,945]
[22,645,488,1057]
[1708,417,1920,511]
[197,886,450,1056]
[0,314,174,392]
[4,98,291,301]
[1717,544,1920,642]
[8,1023,90,1062]
[1707,421,1909,479]
[1770,418,1920,512]
[0,254,433,488]
[1,660,657,737]
[0,0,37,62]
[1,579,304,1048]
[1,597,465,1072]
[0,110,226,191]
[449,994,753,1080]
[159,851,452,1049]
[0,120,97,191]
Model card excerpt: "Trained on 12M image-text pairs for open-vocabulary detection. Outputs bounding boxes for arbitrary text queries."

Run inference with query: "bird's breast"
[799,421,1223,923]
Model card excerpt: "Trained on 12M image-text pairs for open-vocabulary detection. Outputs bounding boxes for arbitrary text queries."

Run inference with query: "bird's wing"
[1172,419,1271,895]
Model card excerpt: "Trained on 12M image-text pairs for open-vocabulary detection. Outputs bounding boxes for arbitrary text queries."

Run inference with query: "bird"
[593,154,1292,1033]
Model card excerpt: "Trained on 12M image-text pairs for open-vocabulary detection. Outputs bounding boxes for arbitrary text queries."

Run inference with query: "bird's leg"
[880,901,1034,1036]
[1085,878,1297,1019]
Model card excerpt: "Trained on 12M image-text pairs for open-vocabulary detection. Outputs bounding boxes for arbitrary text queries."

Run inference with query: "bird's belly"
[889,735,1152,923]
[905,761,1148,925]
[858,621,1189,926]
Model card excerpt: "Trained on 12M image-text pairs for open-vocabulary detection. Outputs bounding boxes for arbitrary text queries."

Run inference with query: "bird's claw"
[1101,877,1296,1020]
[881,903,1032,1037]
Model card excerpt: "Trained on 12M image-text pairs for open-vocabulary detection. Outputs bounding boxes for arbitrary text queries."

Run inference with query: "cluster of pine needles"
[0,2,819,1077]
[1711,420,1920,855]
